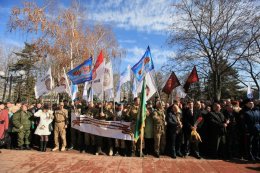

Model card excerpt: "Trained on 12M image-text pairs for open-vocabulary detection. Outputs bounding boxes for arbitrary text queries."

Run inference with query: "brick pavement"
[0,149,259,173]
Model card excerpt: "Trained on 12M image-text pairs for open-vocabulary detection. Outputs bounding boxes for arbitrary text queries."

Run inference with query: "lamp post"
[0,69,26,102]
[0,70,8,102]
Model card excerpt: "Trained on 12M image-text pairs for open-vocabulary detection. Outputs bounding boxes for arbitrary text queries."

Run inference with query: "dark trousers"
[8,132,17,149]
[248,133,260,158]
[144,138,154,155]
[209,134,227,158]
[183,131,190,155]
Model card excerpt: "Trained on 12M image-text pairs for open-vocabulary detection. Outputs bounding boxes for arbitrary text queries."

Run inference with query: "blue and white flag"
[71,83,78,101]
[247,84,253,99]
[115,65,131,102]
[67,58,92,84]
[131,46,154,82]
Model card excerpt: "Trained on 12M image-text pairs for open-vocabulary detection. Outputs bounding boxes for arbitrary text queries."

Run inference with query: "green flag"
[134,77,146,142]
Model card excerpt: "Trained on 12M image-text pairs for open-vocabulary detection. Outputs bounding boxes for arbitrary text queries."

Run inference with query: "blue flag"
[67,58,92,84]
[131,46,154,82]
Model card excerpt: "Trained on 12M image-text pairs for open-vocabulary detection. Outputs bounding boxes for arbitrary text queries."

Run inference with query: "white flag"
[132,78,138,98]
[136,72,156,101]
[92,51,105,95]
[104,61,114,91]
[175,86,187,98]
[35,67,53,99]
[115,65,131,102]
[83,81,91,98]
[105,89,114,101]
[87,87,93,102]
[247,84,253,99]
[53,73,70,94]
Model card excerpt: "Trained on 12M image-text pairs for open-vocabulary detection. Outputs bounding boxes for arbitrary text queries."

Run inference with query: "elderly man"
[152,101,166,158]
[12,103,32,150]
[208,103,229,159]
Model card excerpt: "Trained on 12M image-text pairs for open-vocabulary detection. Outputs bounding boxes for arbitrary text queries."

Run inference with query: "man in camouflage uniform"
[52,102,68,152]
[12,103,32,150]
[127,97,141,156]
[152,101,166,158]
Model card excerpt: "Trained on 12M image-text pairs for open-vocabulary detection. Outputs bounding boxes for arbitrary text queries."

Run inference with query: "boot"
[114,147,120,156]
[109,147,113,156]
[155,152,160,158]
[61,146,66,152]
[95,146,106,155]
[176,149,183,157]
[52,146,59,151]
[43,141,47,152]
[40,141,44,152]
[25,144,31,150]
[171,149,176,159]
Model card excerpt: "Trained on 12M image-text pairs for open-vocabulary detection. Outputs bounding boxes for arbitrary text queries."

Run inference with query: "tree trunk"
[212,71,222,101]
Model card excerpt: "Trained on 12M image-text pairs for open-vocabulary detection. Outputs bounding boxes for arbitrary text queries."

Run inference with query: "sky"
[0,0,177,72]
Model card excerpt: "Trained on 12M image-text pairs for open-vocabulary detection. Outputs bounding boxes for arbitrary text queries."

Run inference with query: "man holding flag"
[129,46,155,157]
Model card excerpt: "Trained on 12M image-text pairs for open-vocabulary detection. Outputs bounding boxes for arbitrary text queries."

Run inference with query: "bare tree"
[167,0,260,101]
[8,0,122,78]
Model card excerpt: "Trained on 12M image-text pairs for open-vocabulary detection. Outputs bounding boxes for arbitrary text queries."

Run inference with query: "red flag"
[162,72,181,95]
[183,66,199,93]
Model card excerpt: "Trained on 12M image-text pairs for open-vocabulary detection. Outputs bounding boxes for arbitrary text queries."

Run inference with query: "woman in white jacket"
[34,104,53,152]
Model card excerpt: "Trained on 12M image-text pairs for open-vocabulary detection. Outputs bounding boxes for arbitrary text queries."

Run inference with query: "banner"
[71,113,133,141]
[35,68,53,99]
[131,46,154,82]
[67,58,92,84]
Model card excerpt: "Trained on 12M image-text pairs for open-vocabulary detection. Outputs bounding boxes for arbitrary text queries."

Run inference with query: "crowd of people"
[0,97,259,162]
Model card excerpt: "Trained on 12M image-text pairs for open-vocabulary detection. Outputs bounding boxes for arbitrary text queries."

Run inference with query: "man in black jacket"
[208,103,229,159]
[182,101,202,159]
[241,98,260,161]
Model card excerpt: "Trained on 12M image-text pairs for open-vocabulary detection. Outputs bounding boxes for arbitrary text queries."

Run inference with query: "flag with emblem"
[183,66,199,93]
[131,46,154,82]
[162,72,181,95]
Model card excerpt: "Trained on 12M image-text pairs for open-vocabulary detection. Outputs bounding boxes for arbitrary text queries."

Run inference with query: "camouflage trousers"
[18,130,31,147]
[154,125,166,155]
[54,122,66,148]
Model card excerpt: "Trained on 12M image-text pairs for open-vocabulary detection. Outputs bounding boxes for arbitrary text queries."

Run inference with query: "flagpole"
[140,126,144,158]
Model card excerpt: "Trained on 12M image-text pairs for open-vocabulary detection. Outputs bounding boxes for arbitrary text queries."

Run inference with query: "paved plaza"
[0,149,259,173]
